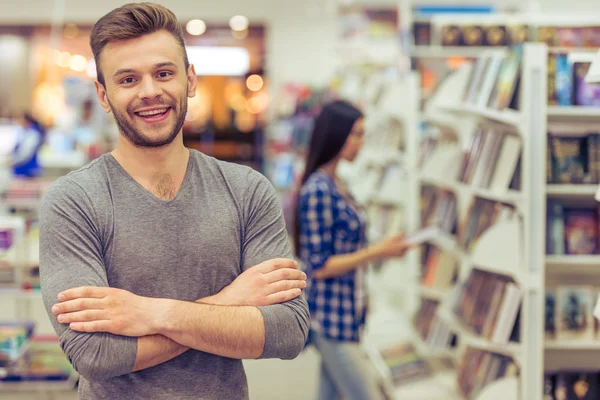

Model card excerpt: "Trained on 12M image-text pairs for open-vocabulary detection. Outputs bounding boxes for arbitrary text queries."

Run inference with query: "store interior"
[2,0,600,399]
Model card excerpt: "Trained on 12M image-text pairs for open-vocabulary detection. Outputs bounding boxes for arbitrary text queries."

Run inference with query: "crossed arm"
[50,259,307,372]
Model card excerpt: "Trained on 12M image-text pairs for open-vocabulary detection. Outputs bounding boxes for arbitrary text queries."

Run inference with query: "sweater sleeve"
[39,178,138,381]
[241,171,310,360]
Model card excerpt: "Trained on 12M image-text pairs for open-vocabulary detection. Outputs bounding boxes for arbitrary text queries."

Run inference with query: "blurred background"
[2,0,600,399]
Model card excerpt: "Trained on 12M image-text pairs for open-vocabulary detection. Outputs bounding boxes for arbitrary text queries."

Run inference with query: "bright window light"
[186,46,250,76]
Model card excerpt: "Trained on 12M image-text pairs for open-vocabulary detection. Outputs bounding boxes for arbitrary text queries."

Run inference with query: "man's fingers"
[69,320,112,333]
[52,298,104,315]
[267,280,307,295]
[265,288,303,304]
[57,310,105,324]
[255,258,299,273]
[58,287,108,302]
[265,268,306,283]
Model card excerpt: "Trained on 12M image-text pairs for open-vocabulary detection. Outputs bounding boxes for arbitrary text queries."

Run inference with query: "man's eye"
[121,77,136,84]
[158,71,172,78]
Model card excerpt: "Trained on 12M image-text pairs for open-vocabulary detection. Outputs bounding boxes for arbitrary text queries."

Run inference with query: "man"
[39,3,309,399]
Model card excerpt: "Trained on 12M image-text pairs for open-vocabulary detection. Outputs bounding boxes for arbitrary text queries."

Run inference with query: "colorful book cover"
[551,137,586,184]
[555,54,573,106]
[557,286,594,340]
[564,208,598,255]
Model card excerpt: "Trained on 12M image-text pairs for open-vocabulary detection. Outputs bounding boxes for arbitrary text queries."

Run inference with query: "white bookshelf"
[410,43,548,400]
[547,106,600,121]
[546,184,598,199]
[543,47,600,373]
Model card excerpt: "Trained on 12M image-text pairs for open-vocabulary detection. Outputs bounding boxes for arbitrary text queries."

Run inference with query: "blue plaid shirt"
[298,171,368,342]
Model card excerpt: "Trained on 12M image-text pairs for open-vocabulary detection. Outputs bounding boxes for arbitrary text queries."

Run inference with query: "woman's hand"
[371,234,413,259]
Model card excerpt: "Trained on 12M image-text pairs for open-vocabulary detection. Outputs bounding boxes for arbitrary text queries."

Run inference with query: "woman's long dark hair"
[293,100,363,257]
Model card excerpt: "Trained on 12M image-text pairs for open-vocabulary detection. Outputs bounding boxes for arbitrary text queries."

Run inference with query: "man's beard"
[107,94,188,148]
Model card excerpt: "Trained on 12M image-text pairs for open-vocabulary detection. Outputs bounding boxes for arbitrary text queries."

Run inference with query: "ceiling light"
[186,19,207,36]
[69,54,87,72]
[246,74,264,92]
[229,15,249,32]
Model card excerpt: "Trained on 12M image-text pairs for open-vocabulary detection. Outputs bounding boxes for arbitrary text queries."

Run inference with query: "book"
[488,46,523,110]
[563,208,598,255]
[556,286,594,340]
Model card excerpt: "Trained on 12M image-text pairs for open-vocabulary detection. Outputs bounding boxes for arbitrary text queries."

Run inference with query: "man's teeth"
[138,108,168,116]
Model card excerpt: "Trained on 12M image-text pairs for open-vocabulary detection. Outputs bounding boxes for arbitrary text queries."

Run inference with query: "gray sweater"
[39,150,309,399]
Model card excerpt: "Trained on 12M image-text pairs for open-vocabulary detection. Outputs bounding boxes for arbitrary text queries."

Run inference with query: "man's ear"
[94,81,112,113]
[187,64,198,98]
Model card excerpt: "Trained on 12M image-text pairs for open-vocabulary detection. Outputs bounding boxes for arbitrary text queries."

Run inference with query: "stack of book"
[420,244,458,291]
[457,347,519,400]
[548,54,600,106]
[452,269,521,344]
[379,343,431,386]
[420,187,457,234]
[462,46,522,110]
[413,299,456,351]
[546,286,598,341]
[544,371,600,400]
[0,323,73,383]
[546,203,600,255]
[547,134,600,185]
[458,129,522,191]
[459,198,516,252]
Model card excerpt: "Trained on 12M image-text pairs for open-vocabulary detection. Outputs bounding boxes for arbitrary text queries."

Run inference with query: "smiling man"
[39,3,309,400]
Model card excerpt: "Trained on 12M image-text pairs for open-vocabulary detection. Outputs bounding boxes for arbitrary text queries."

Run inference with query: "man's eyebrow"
[113,62,178,78]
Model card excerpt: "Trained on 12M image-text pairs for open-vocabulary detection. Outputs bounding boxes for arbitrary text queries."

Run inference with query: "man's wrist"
[148,298,177,336]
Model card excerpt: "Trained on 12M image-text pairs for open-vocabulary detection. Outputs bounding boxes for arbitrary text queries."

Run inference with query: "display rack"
[542,46,600,382]
[407,42,548,400]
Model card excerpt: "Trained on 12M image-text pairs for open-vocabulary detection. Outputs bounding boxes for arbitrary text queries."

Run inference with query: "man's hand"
[211,258,307,306]
[53,258,306,336]
[52,287,158,337]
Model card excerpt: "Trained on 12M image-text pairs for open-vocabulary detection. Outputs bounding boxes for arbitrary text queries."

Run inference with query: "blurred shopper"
[296,100,413,400]
[10,113,45,178]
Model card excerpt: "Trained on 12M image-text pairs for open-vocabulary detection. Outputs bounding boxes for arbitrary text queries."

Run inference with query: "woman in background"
[296,100,412,400]
[11,113,46,178]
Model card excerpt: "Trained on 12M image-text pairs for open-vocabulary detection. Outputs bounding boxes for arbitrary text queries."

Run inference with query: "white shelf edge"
[467,185,523,205]
[547,106,600,120]
[440,104,522,128]
[546,255,600,266]
[469,220,524,284]
[545,340,600,350]
[475,377,519,400]
[546,184,598,198]
[419,285,449,301]
[437,307,521,361]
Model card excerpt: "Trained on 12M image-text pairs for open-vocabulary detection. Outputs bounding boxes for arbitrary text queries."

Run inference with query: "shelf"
[420,285,449,301]
[430,233,465,259]
[0,378,77,392]
[467,185,523,205]
[545,340,600,350]
[474,377,519,400]
[0,288,43,300]
[419,175,458,192]
[469,220,524,284]
[546,184,598,200]
[441,104,522,129]
[412,46,506,59]
[437,307,521,360]
[546,255,600,275]
[547,106,600,122]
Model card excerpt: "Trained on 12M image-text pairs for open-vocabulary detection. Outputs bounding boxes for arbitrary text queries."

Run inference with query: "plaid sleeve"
[299,180,335,273]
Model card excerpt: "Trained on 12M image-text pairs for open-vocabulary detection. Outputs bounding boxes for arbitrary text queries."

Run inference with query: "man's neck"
[112,135,187,177]
[111,134,190,201]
